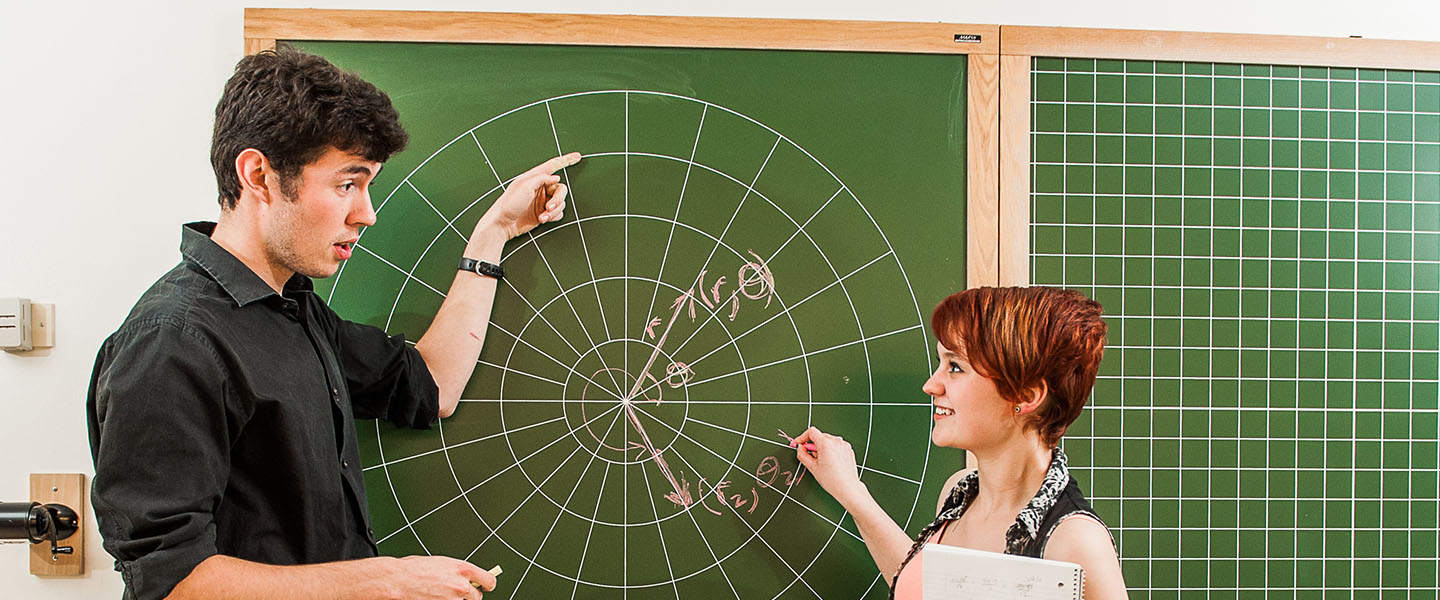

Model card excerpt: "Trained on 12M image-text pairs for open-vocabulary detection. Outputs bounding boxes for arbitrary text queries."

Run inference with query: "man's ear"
[235,148,277,203]
[1016,380,1048,415]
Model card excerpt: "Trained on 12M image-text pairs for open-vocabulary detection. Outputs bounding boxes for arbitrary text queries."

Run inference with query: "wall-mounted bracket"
[29,474,84,576]
[0,299,55,353]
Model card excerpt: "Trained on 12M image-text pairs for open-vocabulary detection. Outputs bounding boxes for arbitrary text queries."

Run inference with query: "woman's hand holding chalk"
[790,426,866,507]
[779,428,817,454]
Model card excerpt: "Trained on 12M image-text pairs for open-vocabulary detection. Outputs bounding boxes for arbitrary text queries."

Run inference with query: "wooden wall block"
[28,473,84,576]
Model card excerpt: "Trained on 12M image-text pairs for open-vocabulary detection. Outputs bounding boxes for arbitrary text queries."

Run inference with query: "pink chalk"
[778,428,817,453]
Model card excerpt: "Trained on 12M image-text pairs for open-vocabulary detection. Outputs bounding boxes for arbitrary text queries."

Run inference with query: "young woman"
[792,286,1128,599]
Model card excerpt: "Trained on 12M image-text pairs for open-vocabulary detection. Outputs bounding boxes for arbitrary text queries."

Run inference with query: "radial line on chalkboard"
[469,131,506,193]
[520,225,626,394]
[633,414,818,599]
[494,277,588,360]
[353,243,446,297]
[643,106,709,379]
[482,324,625,401]
[404,180,471,243]
[632,409,864,543]
[685,415,923,486]
[667,452,744,600]
[670,249,892,365]
[635,422,683,600]
[621,282,700,502]
[684,136,782,311]
[715,488,826,600]
[364,415,566,472]
[381,403,620,545]
[569,463,611,600]
[497,406,624,584]
[681,323,923,390]
[473,358,567,388]
[624,92,631,382]
[764,185,847,263]
[546,100,618,357]
[627,250,895,403]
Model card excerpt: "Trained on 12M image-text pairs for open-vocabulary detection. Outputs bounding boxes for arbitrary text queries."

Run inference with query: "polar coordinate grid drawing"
[314,73,968,600]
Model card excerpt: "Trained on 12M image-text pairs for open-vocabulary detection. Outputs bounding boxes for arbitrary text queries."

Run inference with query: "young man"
[87,48,579,600]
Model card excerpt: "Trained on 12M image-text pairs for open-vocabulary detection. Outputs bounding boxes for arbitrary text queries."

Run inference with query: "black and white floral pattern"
[887,448,1072,598]
[1006,448,1070,553]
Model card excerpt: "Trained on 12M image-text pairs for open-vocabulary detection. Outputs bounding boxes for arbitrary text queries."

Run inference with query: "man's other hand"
[374,555,496,599]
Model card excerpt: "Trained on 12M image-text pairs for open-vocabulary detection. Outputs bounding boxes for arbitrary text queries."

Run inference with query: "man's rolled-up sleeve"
[332,318,440,429]
[88,320,234,600]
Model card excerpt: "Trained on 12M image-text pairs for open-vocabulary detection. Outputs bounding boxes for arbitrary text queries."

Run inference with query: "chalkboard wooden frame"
[995,25,1440,285]
[242,8,1004,287]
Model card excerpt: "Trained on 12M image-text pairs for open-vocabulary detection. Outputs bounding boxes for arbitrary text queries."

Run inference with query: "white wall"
[2,0,1436,596]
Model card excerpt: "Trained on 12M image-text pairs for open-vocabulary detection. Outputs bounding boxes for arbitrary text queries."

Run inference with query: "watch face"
[311,41,966,600]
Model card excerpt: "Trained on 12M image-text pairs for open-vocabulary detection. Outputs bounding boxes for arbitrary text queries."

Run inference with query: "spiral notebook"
[920,544,1084,599]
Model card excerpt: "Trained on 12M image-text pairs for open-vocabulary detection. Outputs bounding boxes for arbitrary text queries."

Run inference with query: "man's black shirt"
[88,222,440,600]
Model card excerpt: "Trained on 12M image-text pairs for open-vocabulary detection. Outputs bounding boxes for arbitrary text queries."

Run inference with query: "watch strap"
[458,257,504,279]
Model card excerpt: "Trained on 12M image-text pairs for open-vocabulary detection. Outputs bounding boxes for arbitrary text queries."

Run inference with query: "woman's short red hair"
[931,286,1107,448]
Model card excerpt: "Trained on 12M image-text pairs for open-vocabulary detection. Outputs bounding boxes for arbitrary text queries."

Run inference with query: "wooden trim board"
[966,53,1001,289]
[244,9,998,55]
[1002,25,1440,71]
[997,54,1031,288]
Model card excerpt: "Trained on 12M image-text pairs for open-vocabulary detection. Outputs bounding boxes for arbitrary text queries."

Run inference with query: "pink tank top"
[892,522,947,600]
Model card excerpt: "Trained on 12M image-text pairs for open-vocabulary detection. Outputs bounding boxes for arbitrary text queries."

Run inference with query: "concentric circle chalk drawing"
[327,91,944,600]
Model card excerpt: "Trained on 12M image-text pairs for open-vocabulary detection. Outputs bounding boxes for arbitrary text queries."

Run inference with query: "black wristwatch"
[458,257,504,279]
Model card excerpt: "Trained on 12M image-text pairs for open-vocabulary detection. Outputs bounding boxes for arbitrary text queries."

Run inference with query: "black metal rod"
[0,501,44,542]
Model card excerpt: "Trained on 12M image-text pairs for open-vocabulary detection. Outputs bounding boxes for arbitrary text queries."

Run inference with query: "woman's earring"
[1013,406,1022,414]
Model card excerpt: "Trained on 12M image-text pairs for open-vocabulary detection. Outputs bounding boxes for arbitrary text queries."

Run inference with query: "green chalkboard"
[299,41,969,599]
[1031,58,1440,598]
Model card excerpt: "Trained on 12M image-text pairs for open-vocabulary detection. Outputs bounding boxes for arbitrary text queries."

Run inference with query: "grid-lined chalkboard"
[1031,58,1440,597]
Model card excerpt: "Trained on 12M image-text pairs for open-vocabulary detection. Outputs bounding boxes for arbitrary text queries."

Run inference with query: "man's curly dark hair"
[210,46,408,209]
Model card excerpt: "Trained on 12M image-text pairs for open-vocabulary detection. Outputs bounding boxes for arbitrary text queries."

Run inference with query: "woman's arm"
[1041,515,1129,600]
[793,427,917,583]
